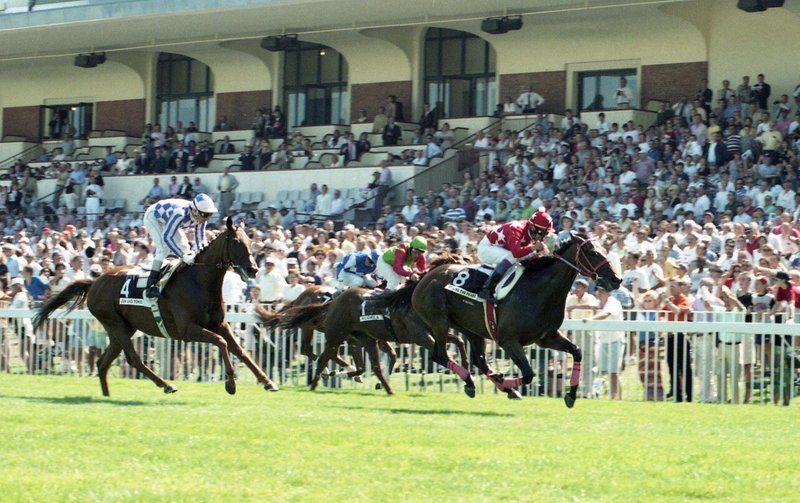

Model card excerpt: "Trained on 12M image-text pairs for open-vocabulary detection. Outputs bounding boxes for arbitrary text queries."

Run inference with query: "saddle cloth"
[120,258,181,305]
[444,263,523,303]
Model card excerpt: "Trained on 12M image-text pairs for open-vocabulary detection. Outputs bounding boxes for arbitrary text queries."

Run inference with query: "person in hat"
[590,284,626,399]
[266,205,281,227]
[142,192,218,298]
[335,249,381,290]
[376,236,428,290]
[477,207,558,301]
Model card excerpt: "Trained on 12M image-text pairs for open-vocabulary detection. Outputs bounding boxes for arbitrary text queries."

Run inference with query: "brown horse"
[278,286,469,395]
[371,232,621,406]
[33,217,279,397]
[254,285,381,381]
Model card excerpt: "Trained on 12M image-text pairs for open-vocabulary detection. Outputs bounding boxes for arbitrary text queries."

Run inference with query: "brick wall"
[216,90,271,131]
[351,81,412,123]
[500,71,567,114]
[641,61,707,106]
[2,106,40,140]
[95,99,146,137]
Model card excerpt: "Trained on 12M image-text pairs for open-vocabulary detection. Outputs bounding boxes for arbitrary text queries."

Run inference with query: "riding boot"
[145,260,163,298]
[478,258,512,301]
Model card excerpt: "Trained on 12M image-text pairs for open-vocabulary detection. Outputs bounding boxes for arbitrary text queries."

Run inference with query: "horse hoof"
[564,394,576,408]
[375,383,382,390]
[163,385,178,394]
[464,385,476,398]
[225,382,236,395]
[353,376,363,383]
[507,389,522,400]
[263,382,279,392]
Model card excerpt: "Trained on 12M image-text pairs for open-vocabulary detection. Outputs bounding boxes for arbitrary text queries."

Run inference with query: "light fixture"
[74,52,106,68]
[480,15,523,35]
[260,35,300,52]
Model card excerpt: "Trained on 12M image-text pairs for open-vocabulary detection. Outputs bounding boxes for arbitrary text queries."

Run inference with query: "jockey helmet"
[192,193,218,218]
[410,236,428,252]
[529,207,552,231]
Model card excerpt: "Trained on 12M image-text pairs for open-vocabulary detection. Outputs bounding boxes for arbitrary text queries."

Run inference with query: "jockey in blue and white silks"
[143,193,217,297]
[335,249,380,290]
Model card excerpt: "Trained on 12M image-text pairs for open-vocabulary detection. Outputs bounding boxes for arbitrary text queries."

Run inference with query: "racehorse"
[33,217,279,397]
[254,285,382,381]
[371,232,621,406]
[278,253,470,394]
[278,286,469,395]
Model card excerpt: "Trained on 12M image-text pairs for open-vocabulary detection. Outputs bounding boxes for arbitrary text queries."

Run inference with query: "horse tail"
[369,280,418,313]
[33,279,94,331]
[278,303,329,331]
[253,303,280,328]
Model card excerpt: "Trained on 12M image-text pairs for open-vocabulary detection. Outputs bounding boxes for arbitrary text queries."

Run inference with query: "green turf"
[0,375,797,502]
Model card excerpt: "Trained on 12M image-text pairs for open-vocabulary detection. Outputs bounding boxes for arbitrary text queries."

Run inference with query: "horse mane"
[427,252,468,270]
[195,228,226,261]
[369,280,418,313]
[521,232,587,272]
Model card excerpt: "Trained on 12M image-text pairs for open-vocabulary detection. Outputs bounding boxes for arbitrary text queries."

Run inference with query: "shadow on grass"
[0,394,186,407]
[328,404,512,417]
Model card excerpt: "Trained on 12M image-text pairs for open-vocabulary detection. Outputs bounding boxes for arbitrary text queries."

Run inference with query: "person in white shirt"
[222,269,246,305]
[594,113,610,134]
[590,285,626,399]
[615,78,634,108]
[256,259,287,303]
[314,184,334,216]
[516,86,545,113]
[282,271,306,302]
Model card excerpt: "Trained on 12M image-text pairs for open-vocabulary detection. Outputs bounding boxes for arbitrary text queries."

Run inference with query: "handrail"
[0,142,41,172]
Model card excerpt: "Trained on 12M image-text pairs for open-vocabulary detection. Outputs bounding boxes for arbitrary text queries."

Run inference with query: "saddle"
[444,263,523,303]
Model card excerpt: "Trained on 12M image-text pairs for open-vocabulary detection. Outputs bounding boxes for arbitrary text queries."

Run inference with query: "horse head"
[225,217,259,281]
[559,232,622,291]
[197,217,258,281]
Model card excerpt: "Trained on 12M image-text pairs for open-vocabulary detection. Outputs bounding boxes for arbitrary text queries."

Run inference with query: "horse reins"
[554,236,609,280]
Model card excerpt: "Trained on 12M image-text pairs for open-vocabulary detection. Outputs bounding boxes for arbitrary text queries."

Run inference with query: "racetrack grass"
[0,375,797,502]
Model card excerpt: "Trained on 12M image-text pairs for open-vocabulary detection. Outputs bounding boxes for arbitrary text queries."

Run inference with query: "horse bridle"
[216,228,247,278]
[554,236,609,280]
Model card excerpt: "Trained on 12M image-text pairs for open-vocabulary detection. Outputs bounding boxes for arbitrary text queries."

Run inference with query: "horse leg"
[310,344,340,391]
[493,339,536,400]
[538,330,582,408]
[378,340,397,375]
[463,332,513,397]
[447,332,469,369]
[116,334,176,394]
[427,321,475,397]
[340,340,364,382]
[218,322,278,392]
[300,328,317,360]
[96,337,123,397]
[186,324,240,395]
[365,339,393,395]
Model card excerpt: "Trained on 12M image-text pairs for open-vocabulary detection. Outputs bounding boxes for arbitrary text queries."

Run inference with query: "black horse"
[372,232,621,407]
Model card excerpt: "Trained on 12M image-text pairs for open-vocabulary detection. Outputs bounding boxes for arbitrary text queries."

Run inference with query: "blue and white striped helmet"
[192,193,218,214]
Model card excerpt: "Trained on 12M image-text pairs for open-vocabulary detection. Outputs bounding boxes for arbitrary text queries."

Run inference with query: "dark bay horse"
[34,217,279,397]
[278,253,470,394]
[372,232,621,406]
[278,286,469,395]
[255,285,381,381]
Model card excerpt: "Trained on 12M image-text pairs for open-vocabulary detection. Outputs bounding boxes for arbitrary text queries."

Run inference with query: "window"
[283,45,349,127]
[41,104,93,140]
[156,53,214,132]
[424,28,496,118]
[578,69,637,112]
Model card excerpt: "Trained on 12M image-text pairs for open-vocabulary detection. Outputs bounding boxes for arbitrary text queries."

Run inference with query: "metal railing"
[2,306,797,404]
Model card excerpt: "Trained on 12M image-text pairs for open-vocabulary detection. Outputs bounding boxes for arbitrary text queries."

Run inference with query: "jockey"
[477,207,558,301]
[375,236,428,290]
[335,249,380,290]
[143,193,217,298]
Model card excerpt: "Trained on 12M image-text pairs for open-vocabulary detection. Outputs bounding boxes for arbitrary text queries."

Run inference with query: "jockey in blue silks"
[335,249,380,290]
[143,193,217,297]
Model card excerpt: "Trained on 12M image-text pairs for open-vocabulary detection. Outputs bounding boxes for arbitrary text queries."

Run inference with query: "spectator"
[217,167,239,216]
[590,284,625,400]
[382,117,402,146]
[516,85,545,114]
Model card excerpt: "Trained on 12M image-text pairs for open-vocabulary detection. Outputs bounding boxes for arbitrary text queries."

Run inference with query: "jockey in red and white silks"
[477,207,558,300]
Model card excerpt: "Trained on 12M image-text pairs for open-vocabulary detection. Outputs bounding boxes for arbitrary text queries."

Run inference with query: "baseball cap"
[757,276,768,284]
[11,277,24,286]
[90,264,102,274]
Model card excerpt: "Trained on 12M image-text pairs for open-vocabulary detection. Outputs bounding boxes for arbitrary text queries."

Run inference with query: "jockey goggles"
[194,209,213,219]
